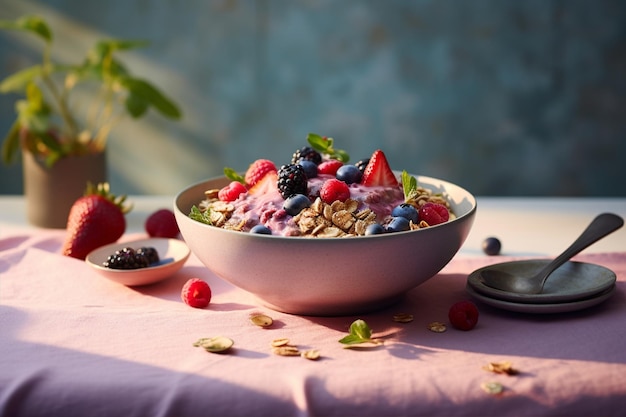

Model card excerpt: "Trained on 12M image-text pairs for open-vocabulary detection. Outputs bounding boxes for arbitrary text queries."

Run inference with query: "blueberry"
[386,216,411,233]
[335,164,363,184]
[482,237,501,256]
[250,224,272,235]
[391,203,418,223]
[298,160,318,179]
[283,193,311,216]
[365,223,385,235]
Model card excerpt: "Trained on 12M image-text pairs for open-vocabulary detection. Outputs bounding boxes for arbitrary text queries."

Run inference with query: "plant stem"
[40,39,80,145]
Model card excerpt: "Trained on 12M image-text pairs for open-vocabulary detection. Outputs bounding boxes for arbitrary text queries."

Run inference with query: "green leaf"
[1,121,21,164]
[0,65,43,93]
[307,133,330,152]
[306,132,350,162]
[223,167,245,183]
[334,149,350,163]
[339,319,375,345]
[349,319,372,340]
[16,102,51,133]
[78,57,129,81]
[0,16,53,43]
[24,82,48,111]
[125,93,149,118]
[338,334,366,345]
[37,131,63,153]
[402,170,418,202]
[44,150,63,168]
[93,39,149,58]
[118,77,182,119]
[189,205,212,225]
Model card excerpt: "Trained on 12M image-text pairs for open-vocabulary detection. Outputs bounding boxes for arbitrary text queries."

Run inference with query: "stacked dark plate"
[466,260,616,313]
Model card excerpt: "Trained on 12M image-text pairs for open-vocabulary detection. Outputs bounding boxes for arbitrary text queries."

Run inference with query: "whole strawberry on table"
[62,182,131,260]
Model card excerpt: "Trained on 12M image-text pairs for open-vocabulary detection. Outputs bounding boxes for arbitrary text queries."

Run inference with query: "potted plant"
[0,15,182,228]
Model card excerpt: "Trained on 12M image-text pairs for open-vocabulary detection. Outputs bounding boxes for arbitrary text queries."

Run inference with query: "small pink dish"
[86,238,190,286]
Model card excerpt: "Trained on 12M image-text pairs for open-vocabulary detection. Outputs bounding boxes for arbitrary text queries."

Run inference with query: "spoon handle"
[536,212,624,284]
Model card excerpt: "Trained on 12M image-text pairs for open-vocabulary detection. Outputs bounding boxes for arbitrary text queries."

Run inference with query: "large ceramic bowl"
[174,174,476,316]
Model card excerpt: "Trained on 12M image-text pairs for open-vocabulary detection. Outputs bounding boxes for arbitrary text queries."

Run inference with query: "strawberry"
[218,181,247,202]
[61,183,130,260]
[320,178,350,203]
[317,160,343,176]
[361,150,399,187]
[145,208,180,238]
[448,300,479,331]
[248,171,278,196]
[245,159,277,187]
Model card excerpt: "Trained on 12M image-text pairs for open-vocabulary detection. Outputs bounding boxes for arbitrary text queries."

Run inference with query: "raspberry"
[181,278,212,308]
[145,209,180,238]
[218,181,247,202]
[317,160,343,176]
[245,159,277,187]
[448,300,479,331]
[418,202,450,226]
[320,178,350,203]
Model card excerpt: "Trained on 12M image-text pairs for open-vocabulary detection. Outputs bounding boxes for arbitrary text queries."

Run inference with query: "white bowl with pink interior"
[174,173,476,316]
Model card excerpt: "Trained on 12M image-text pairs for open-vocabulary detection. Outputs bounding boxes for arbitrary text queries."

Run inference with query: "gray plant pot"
[22,151,107,228]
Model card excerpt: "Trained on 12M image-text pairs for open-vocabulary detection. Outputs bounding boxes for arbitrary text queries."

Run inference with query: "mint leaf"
[306,133,350,163]
[402,170,419,203]
[349,319,372,340]
[338,334,366,345]
[223,167,245,183]
[189,205,212,225]
[339,319,377,345]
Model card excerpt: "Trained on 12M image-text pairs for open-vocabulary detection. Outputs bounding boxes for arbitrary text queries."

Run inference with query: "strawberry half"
[361,149,399,187]
[245,159,277,187]
[62,182,131,260]
[248,171,278,196]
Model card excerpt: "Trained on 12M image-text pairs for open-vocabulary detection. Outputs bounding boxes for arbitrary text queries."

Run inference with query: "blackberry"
[355,158,370,174]
[277,164,308,199]
[291,146,322,165]
[103,247,150,270]
[137,246,160,265]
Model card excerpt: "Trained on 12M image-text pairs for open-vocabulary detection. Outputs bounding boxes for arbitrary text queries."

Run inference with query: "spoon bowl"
[478,212,623,295]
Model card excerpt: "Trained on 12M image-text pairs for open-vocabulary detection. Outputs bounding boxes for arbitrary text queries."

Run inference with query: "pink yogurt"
[222,174,404,236]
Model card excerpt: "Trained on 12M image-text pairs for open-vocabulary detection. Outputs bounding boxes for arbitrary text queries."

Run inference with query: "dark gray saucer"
[467,260,616,304]
[466,284,616,314]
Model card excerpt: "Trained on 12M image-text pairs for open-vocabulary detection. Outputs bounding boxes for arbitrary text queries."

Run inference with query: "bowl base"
[253,293,405,317]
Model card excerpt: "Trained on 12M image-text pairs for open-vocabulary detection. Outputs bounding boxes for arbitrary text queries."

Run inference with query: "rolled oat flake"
[270,338,291,347]
[427,321,447,333]
[393,313,414,323]
[272,345,301,356]
[301,350,321,360]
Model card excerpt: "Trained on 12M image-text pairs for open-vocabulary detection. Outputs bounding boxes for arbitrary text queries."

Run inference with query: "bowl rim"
[173,173,477,240]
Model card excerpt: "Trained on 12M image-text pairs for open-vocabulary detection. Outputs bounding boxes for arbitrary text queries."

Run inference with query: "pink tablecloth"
[1,230,625,417]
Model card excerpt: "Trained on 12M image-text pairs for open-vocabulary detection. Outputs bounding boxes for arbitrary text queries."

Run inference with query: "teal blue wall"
[1,0,625,196]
